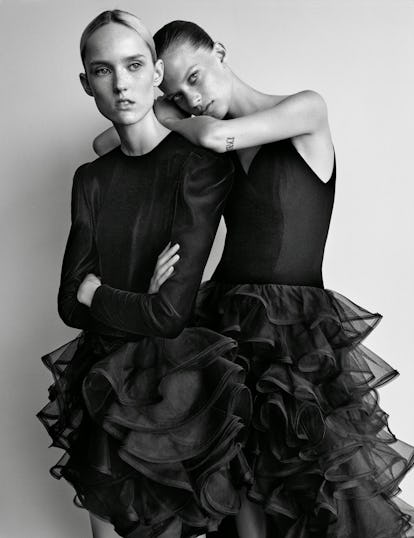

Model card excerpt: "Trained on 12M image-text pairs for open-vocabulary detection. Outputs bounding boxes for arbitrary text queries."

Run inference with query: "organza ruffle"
[37,328,252,538]
[196,282,414,537]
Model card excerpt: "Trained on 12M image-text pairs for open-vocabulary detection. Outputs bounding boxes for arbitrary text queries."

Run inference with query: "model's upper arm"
[58,164,98,329]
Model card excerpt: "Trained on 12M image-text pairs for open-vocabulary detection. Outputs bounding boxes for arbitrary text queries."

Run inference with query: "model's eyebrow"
[124,54,147,62]
[89,54,147,67]
[183,64,198,81]
[165,64,198,99]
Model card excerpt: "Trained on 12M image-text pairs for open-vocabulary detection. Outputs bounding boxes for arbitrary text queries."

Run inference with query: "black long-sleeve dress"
[37,132,251,538]
[197,139,414,537]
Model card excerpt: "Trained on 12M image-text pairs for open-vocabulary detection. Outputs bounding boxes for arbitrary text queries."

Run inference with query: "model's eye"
[188,71,199,84]
[95,67,110,76]
[172,93,183,103]
[129,62,142,71]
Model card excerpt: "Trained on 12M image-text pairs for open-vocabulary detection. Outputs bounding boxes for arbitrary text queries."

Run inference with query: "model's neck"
[226,70,281,118]
[115,109,170,156]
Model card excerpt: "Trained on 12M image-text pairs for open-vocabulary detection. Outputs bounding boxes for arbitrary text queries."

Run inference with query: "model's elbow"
[93,135,106,157]
[58,292,87,330]
[58,301,76,329]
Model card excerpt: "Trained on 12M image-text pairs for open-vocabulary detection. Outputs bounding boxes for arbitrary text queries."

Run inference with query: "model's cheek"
[92,84,112,106]
[96,95,113,113]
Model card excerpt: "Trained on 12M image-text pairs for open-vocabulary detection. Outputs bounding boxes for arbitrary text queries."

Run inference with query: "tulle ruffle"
[196,282,414,537]
[37,328,251,537]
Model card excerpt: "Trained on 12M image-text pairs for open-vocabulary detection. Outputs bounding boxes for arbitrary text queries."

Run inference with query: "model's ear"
[153,59,164,88]
[79,72,93,96]
[213,42,227,63]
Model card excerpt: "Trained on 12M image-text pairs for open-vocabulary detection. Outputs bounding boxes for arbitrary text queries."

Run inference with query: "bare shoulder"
[264,90,327,110]
[287,92,333,183]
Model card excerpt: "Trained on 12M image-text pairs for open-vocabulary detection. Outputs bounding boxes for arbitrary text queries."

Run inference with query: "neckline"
[237,145,266,176]
[239,139,336,185]
[117,130,174,159]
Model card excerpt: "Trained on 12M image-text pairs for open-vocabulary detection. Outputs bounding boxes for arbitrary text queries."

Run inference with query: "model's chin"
[94,102,143,125]
[108,110,144,126]
[212,110,226,120]
[208,102,227,120]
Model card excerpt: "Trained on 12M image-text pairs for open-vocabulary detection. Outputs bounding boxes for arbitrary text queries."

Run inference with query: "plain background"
[1,0,413,536]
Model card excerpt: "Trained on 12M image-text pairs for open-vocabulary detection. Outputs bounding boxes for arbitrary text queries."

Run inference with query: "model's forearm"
[90,284,187,338]
[164,116,220,150]
[164,91,328,154]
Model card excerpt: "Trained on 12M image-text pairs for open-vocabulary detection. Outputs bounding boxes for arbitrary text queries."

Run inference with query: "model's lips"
[202,101,214,115]
[193,101,214,116]
[115,99,135,110]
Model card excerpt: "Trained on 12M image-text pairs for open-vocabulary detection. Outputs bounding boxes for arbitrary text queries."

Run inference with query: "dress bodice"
[215,139,336,287]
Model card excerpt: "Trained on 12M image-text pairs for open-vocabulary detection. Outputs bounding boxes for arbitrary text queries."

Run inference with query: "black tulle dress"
[196,139,414,537]
[37,132,252,538]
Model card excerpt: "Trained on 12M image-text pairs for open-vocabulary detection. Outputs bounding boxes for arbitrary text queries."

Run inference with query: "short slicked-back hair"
[80,10,156,64]
[153,20,214,58]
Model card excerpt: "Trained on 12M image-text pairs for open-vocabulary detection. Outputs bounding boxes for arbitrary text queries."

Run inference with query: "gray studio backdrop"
[1,0,413,536]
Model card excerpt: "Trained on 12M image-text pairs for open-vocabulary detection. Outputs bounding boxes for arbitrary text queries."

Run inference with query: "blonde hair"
[80,10,156,64]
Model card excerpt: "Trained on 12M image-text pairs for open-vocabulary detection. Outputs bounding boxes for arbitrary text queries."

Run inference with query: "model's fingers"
[157,266,174,287]
[157,244,180,267]
[163,243,180,260]
[158,241,171,258]
[157,254,180,278]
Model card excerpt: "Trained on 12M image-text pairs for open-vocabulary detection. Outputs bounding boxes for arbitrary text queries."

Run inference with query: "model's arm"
[59,165,180,328]
[93,126,120,156]
[158,90,329,153]
[57,164,99,329]
[86,152,234,338]
[94,91,328,157]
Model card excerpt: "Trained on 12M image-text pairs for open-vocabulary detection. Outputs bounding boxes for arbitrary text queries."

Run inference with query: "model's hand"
[154,96,188,127]
[77,273,101,307]
[148,242,180,294]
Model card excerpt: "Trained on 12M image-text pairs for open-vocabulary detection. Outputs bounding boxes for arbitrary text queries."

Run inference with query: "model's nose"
[113,68,128,93]
[188,91,202,113]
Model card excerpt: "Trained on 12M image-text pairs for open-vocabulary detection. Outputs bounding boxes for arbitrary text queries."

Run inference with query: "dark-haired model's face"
[160,43,231,119]
[81,23,161,126]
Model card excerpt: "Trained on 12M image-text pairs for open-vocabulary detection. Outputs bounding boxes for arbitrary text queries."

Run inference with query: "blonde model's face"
[160,42,231,119]
[81,23,162,125]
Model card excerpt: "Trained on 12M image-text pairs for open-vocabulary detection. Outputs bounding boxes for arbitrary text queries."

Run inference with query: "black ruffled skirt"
[37,327,251,537]
[195,282,414,538]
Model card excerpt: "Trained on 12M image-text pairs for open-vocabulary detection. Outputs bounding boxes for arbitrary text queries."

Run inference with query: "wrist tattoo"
[225,136,235,151]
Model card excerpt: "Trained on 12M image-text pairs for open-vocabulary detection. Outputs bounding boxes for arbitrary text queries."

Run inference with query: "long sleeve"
[57,164,98,329]
[90,151,234,338]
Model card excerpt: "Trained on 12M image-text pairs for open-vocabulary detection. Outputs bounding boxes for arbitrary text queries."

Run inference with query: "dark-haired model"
[96,18,414,538]
[37,11,251,538]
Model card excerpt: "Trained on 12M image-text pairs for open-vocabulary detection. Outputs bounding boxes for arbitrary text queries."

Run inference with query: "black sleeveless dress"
[36,132,251,538]
[197,139,414,537]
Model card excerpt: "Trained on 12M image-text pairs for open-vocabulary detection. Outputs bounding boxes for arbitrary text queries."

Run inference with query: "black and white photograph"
[1,0,414,536]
